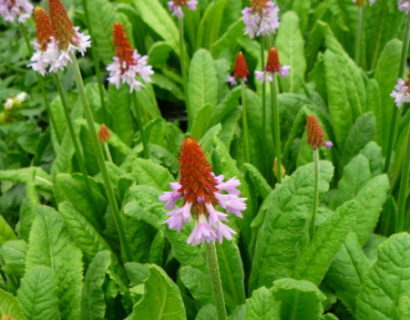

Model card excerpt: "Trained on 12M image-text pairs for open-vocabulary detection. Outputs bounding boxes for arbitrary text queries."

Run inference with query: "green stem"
[131,92,150,158]
[385,14,410,172]
[354,5,364,66]
[81,0,107,122]
[310,148,320,240]
[179,18,187,88]
[104,143,113,163]
[396,123,410,231]
[19,24,61,143]
[241,81,250,164]
[70,53,132,263]
[53,73,93,194]
[270,76,282,183]
[260,39,267,155]
[204,242,227,320]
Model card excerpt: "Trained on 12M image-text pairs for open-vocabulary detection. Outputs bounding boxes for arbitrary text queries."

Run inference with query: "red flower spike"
[34,7,55,51]
[233,52,250,80]
[251,0,268,13]
[113,22,135,73]
[98,123,110,143]
[306,115,325,149]
[48,0,75,50]
[178,137,218,206]
[173,0,188,5]
[265,47,281,73]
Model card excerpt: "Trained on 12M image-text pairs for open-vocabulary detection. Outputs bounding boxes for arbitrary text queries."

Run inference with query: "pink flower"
[168,0,198,19]
[241,0,280,39]
[391,78,410,108]
[256,47,290,83]
[398,0,410,13]
[0,0,32,23]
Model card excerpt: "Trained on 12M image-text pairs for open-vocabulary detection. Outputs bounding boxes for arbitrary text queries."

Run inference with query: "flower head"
[391,72,410,107]
[255,47,291,82]
[306,115,332,149]
[398,0,410,13]
[168,0,198,18]
[241,0,280,39]
[98,123,110,143]
[352,0,376,5]
[0,0,32,23]
[227,52,250,86]
[159,137,247,245]
[29,1,90,75]
[107,22,153,92]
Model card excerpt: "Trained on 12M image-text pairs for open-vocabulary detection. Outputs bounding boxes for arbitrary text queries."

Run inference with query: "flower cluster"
[0,0,32,23]
[242,0,280,39]
[168,0,198,18]
[107,22,153,93]
[29,1,90,75]
[159,137,247,245]
[227,52,250,86]
[391,75,410,108]
[398,0,410,13]
[256,47,290,82]
[306,115,333,149]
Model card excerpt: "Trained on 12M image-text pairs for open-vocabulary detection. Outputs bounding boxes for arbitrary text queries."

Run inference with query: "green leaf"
[179,266,212,307]
[293,200,359,285]
[129,265,186,320]
[0,215,15,245]
[0,289,25,320]
[244,163,272,200]
[0,167,52,192]
[81,251,111,320]
[190,104,214,139]
[133,0,179,55]
[326,233,371,314]
[356,233,410,320]
[244,287,280,320]
[25,206,83,320]
[276,11,306,92]
[341,112,376,166]
[17,266,61,320]
[399,296,410,320]
[272,278,326,320]
[0,240,27,278]
[249,161,334,290]
[187,49,218,125]
[360,141,385,177]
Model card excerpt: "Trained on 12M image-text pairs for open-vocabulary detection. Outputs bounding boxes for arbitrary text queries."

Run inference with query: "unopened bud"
[98,123,110,143]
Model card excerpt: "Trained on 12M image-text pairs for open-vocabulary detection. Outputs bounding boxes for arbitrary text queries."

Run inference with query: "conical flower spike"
[255,47,291,82]
[227,52,250,85]
[159,137,247,245]
[306,115,333,149]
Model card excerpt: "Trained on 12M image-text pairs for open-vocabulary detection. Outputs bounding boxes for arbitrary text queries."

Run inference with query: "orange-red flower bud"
[33,7,55,51]
[178,137,217,205]
[251,0,269,13]
[98,123,110,143]
[265,47,281,73]
[233,52,250,80]
[306,115,325,149]
[112,22,135,72]
[48,0,75,50]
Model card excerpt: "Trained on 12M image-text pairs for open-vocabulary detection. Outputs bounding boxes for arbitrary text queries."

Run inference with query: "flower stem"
[103,143,113,163]
[204,242,227,320]
[53,73,93,195]
[241,80,250,164]
[81,0,108,122]
[131,91,150,158]
[396,123,410,231]
[179,18,187,87]
[270,76,282,183]
[260,39,267,160]
[309,148,320,240]
[385,14,410,172]
[354,5,364,66]
[70,53,132,263]
[19,24,61,143]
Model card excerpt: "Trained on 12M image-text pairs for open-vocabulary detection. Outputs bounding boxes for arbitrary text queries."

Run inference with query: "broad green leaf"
[0,215,15,244]
[187,49,218,125]
[294,200,359,285]
[374,39,402,152]
[196,305,217,320]
[327,233,371,314]
[17,178,39,240]
[190,104,214,139]
[0,289,25,320]
[211,19,245,60]
[17,266,60,320]
[133,0,179,55]
[0,167,52,192]
[26,206,83,320]
[399,296,410,320]
[148,42,172,67]
[81,251,111,320]
[58,201,111,264]
[244,287,280,320]
[179,266,212,307]
[360,141,385,177]
[0,240,26,278]
[129,265,186,320]
[341,112,376,166]
[249,161,334,290]
[244,163,272,200]
[356,233,410,320]
[276,11,306,92]
[272,278,326,320]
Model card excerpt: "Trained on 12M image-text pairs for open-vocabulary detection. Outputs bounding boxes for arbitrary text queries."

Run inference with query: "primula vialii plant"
[168,0,198,18]
[256,47,290,82]
[160,137,247,245]
[227,52,250,86]
[242,0,280,39]
[0,0,32,23]
[30,0,90,75]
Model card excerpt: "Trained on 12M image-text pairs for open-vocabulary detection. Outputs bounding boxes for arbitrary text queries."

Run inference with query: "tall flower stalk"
[159,137,246,319]
[306,115,333,240]
[256,48,290,183]
[107,22,153,158]
[354,3,364,65]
